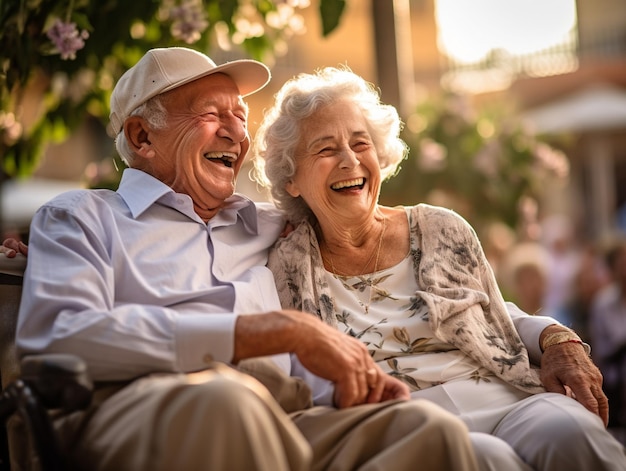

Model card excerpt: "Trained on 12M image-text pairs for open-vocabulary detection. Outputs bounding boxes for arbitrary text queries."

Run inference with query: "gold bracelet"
[542,330,591,356]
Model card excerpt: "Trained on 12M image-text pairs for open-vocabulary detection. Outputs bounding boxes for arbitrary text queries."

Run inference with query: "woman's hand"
[540,340,608,426]
[0,238,28,258]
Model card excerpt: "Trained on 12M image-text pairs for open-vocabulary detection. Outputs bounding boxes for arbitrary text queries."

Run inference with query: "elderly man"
[5,47,480,471]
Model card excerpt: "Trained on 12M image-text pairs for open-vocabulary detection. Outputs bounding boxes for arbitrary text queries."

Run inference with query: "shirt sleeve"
[506,301,561,365]
[16,198,240,381]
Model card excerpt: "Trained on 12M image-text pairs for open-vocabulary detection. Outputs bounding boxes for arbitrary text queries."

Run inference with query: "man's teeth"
[331,178,365,190]
[204,152,237,167]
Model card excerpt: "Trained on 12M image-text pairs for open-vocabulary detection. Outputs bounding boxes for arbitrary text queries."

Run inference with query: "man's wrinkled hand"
[540,342,608,426]
[288,311,408,408]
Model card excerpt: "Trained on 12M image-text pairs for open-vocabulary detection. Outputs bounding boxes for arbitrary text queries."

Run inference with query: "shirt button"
[202,354,213,364]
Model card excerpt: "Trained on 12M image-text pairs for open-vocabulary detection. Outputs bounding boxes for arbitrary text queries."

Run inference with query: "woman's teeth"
[331,178,365,190]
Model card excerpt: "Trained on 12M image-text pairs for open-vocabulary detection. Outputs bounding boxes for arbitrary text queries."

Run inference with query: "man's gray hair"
[115,95,169,166]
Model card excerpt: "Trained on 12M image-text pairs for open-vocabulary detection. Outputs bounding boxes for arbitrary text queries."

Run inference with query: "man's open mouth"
[204,152,237,168]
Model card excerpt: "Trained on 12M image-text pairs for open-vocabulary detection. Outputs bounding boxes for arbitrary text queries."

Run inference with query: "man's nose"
[217,113,247,143]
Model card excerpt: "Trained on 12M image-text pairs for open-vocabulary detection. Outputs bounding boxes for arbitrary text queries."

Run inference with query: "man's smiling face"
[145,73,250,220]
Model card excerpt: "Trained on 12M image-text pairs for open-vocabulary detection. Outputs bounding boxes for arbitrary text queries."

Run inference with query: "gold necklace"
[323,217,387,315]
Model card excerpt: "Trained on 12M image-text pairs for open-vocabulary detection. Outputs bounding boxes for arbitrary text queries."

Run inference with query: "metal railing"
[440,27,626,93]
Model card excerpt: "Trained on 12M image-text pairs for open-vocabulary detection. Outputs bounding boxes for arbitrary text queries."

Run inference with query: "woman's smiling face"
[286,99,382,223]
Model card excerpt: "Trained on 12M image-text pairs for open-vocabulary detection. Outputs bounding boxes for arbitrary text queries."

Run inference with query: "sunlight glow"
[435,0,578,63]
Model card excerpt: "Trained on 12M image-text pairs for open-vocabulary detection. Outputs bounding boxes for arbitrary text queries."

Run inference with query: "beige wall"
[576,0,626,43]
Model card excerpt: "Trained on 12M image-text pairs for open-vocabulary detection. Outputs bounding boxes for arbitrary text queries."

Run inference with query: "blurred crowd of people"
[498,213,626,444]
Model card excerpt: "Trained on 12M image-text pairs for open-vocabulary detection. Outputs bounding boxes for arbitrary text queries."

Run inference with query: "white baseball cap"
[107,47,271,137]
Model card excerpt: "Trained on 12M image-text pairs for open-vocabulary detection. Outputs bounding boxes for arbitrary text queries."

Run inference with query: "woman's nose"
[339,149,360,169]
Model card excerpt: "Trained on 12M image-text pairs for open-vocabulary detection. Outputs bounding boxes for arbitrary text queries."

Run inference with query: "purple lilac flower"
[46,19,89,60]
[169,0,208,44]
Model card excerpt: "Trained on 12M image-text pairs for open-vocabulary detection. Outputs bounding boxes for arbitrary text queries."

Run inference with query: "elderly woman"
[253,67,626,470]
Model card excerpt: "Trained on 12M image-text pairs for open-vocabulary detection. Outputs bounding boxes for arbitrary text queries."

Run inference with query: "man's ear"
[285,180,300,198]
[125,116,155,159]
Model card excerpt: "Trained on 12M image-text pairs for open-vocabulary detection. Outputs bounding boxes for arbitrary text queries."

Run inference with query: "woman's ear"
[125,116,155,159]
[285,180,300,198]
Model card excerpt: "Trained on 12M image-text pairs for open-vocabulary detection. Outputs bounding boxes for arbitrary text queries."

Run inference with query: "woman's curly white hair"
[252,66,408,224]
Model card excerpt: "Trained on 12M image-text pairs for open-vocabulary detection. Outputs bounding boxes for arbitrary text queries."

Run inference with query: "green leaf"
[71,11,93,32]
[215,0,239,23]
[319,0,345,36]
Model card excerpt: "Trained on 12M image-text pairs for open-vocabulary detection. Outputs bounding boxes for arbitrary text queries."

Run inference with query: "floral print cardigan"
[268,203,545,394]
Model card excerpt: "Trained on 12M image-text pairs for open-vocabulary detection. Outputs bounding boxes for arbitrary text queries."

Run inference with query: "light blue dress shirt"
[16,168,291,381]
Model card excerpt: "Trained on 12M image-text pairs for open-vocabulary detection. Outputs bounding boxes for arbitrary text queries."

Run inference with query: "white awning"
[522,84,626,134]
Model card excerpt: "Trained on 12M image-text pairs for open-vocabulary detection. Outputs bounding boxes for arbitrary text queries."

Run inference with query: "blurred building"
[430,0,626,242]
[511,0,626,241]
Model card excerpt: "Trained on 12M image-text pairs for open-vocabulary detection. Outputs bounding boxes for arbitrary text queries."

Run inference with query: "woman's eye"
[317,147,335,155]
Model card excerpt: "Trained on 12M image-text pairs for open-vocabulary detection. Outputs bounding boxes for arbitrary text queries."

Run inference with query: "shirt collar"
[117,168,173,218]
[211,193,259,235]
[117,168,259,234]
